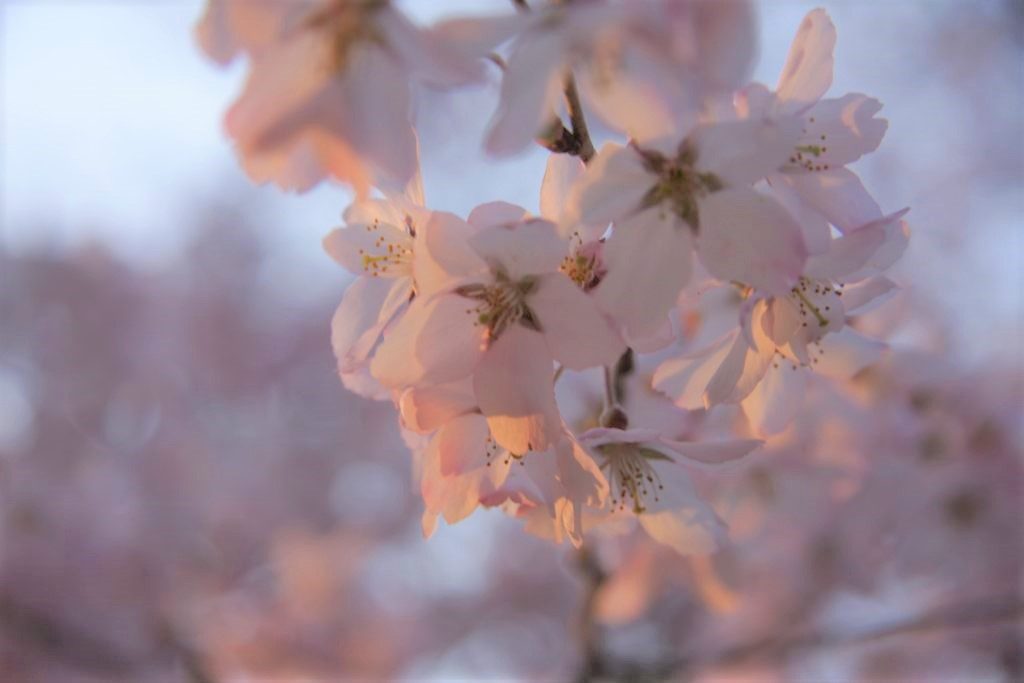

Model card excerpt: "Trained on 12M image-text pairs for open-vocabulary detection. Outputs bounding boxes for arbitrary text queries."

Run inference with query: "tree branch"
[573,546,608,683]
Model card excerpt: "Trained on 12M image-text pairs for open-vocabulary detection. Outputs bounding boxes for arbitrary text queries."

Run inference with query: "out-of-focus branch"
[607,594,1024,680]
[0,595,219,683]
[573,546,608,683]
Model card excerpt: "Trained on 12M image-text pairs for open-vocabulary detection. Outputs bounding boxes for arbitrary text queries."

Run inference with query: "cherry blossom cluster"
[197,0,909,555]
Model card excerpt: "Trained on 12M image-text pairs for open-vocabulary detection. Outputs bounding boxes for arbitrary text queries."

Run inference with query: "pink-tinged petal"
[804,224,887,281]
[377,7,486,87]
[234,130,372,196]
[840,276,898,314]
[775,9,836,112]
[540,154,581,223]
[371,294,483,388]
[741,362,807,435]
[767,174,832,256]
[540,155,604,240]
[638,506,726,556]
[473,326,560,454]
[762,297,802,347]
[565,143,653,227]
[783,168,882,233]
[703,330,753,407]
[340,366,390,402]
[467,201,530,229]
[195,0,312,64]
[438,413,492,476]
[692,117,802,186]
[596,208,693,340]
[799,94,887,167]
[628,316,676,354]
[485,31,567,156]
[531,274,625,370]
[467,219,566,278]
[814,328,886,380]
[729,303,778,402]
[428,13,530,63]
[557,436,610,517]
[841,212,910,282]
[332,277,411,373]
[692,0,758,91]
[398,380,476,434]
[660,438,762,465]
[414,212,488,297]
[652,332,736,411]
[343,45,417,185]
[578,49,685,143]
[697,188,807,296]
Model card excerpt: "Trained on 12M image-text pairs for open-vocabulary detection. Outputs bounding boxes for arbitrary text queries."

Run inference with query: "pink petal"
[596,208,694,340]
[485,31,567,156]
[332,277,411,373]
[414,212,488,297]
[697,188,807,296]
[473,326,560,454]
[804,224,887,281]
[566,143,653,227]
[467,220,566,278]
[660,438,763,465]
[799,94,887,167]
[399,380,476,434]
[652,332,736,410]
[692,117,802,186]
[531,274,625,370]
[814,328,886,380]
[343,44,417,185]
[692,0,758,92]
[638,505,726,556]
[775,9,836,112]
[467,201,530,229]
[783,168,882,233]
[840,276,898,314]
[438,413,492,477]
[370,294,483,388]
[741,361,807,435]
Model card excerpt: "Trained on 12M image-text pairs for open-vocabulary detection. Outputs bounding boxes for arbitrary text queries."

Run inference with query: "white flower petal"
[741,361,807,435]
[596,208,693,340]
[531,274,625,370]
[697,188,807,296]
[776,9,836,111]
[473,326,560,454]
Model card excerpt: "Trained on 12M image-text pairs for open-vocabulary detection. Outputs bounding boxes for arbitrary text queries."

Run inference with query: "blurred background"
[1,0,1021,680]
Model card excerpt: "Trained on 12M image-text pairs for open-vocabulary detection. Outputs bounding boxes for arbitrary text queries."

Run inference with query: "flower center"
[600,443,667,514]
[789,276,844,339]
[305,0,388,72]
[636,143,722,231]
[357,216,414,277]
[559,233,603,290]
[455,271,541,344]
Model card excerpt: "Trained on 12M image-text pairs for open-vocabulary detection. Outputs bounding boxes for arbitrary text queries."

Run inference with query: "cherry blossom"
[653,210,909,434]
[737,8,890,242]
[564,117,808,340]
[195,0,482,195]
[371,213,624,453]
[578,427,761,555]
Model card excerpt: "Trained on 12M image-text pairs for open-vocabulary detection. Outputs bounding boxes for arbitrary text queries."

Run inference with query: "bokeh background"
[1,1,1021,680]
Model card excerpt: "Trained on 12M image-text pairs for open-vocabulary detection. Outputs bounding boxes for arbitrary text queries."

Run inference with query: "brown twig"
[606,593,1024,681]
[573,546,608,683]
